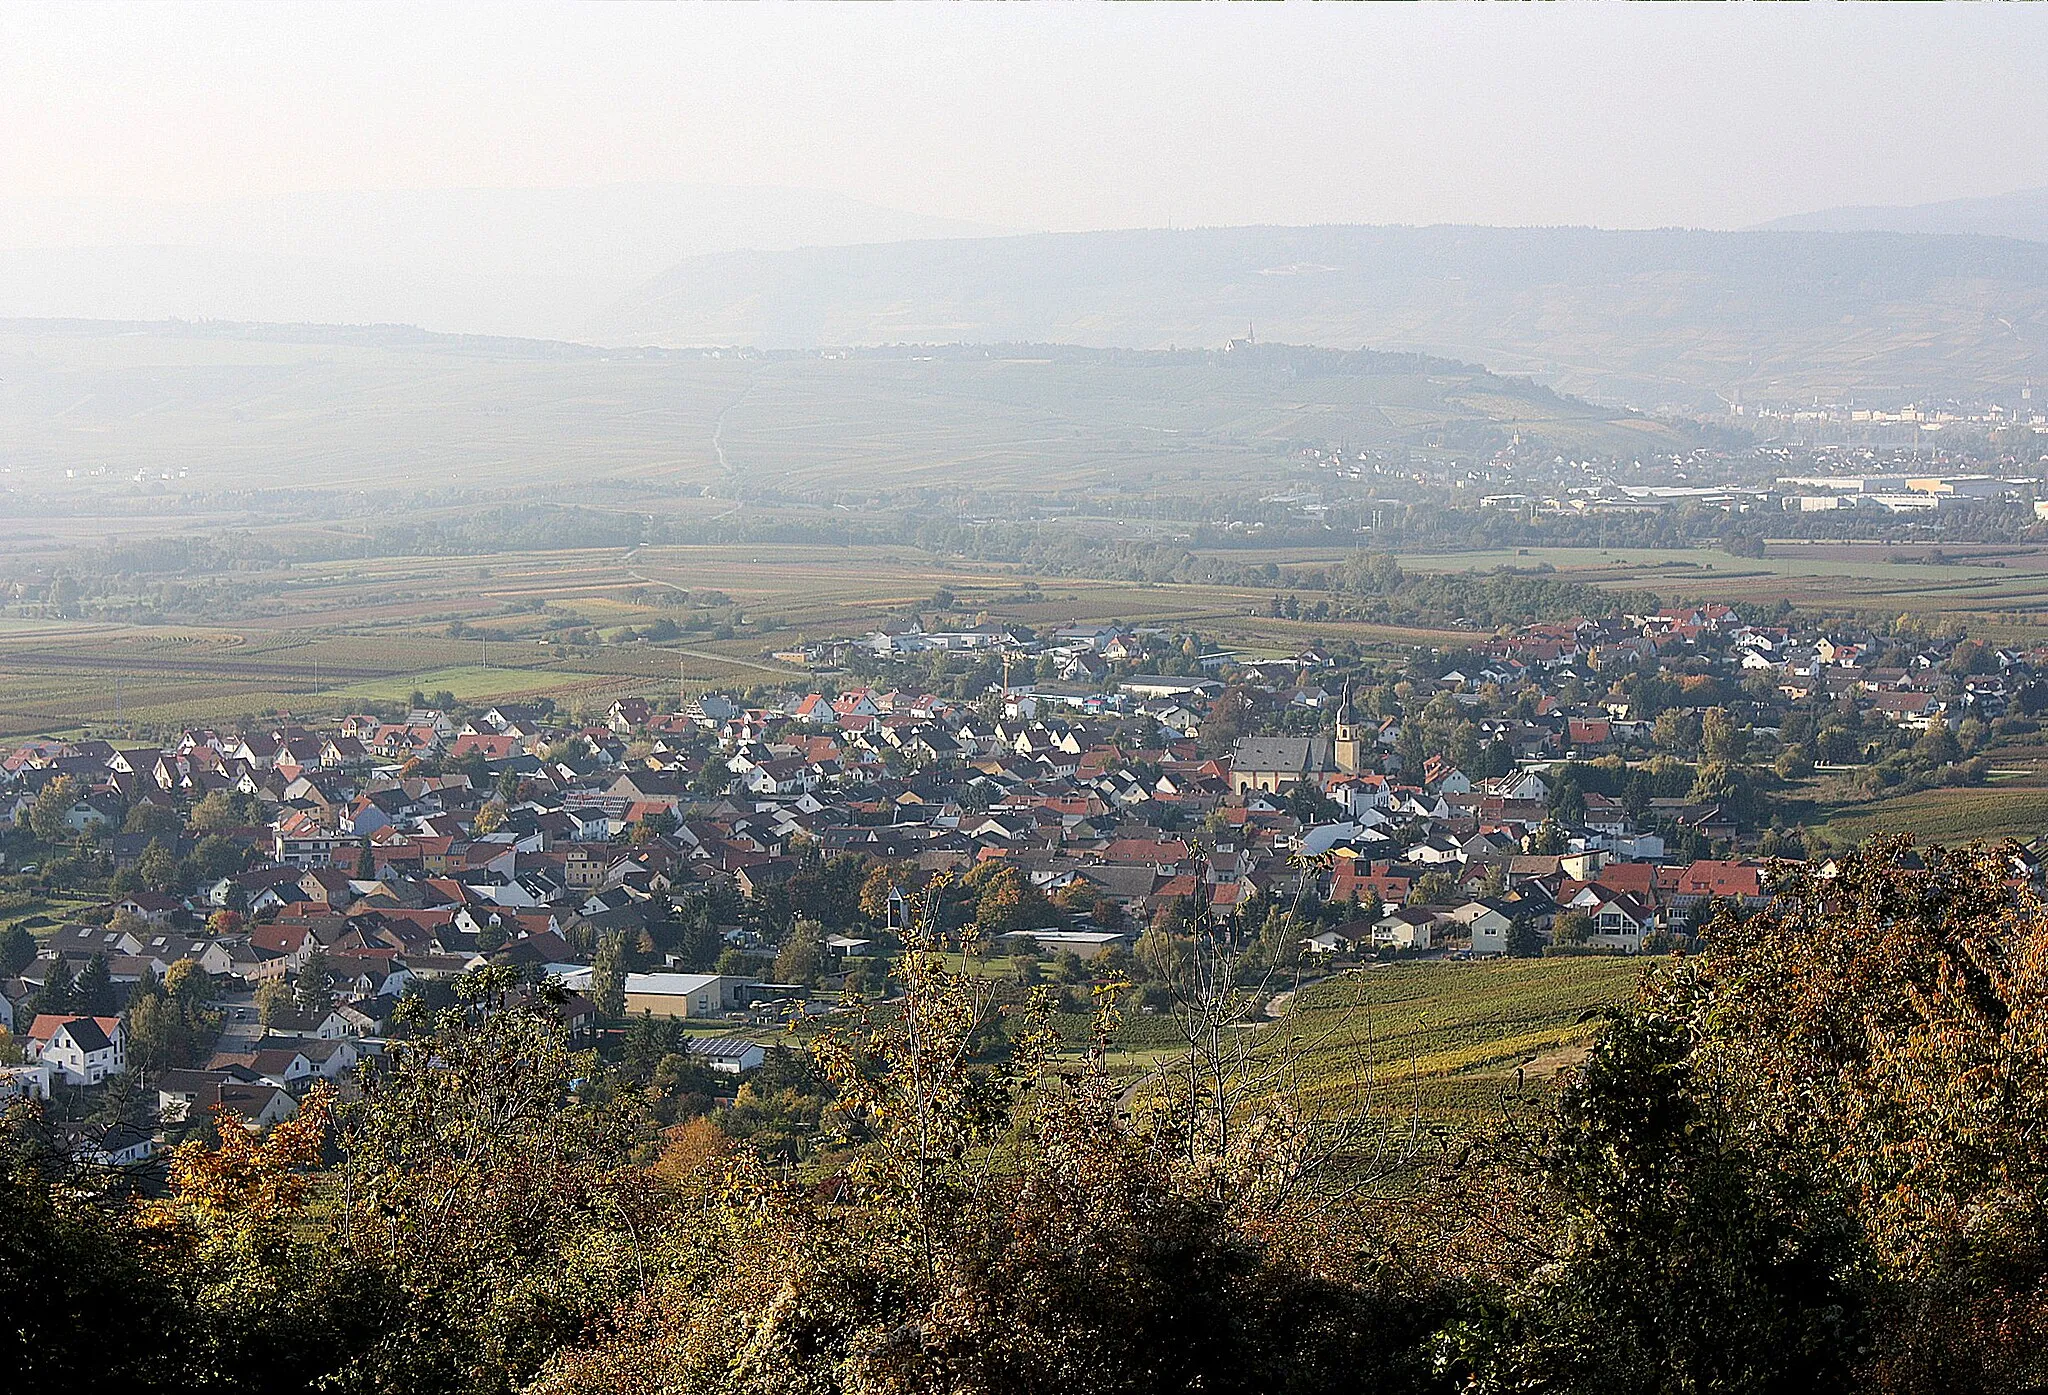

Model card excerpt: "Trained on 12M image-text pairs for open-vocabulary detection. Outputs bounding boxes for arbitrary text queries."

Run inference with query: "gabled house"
[1562,885,1652,952]
[1371,907,1438,951]
[1670,860,1768,909]
[28,1015,127,1085]
[606,698,656,733]
[685,1036,768,1074]
[160,1069,301,1130]
[788,694,839,727]
[1300,927,1359,956]
[1447,900,1516,955]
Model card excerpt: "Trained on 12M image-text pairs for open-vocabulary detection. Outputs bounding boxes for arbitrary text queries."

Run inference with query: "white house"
[213,1040,318,1088]
[29,1015,127,1085]
[999,929,1133,954]
[135,933,238,977]
[1448,901,1516,956]
[1485,770,1550,802]
[298,1037,361,1079]
[1562,886,1653,953]
[1372,907,1438,951]
[72,1123,155,1168]
[1404,836,1467,865]
[160,1071,304,1130]
[60,798,118,836]
[787,694,839,727]
[214,1081,303,1129]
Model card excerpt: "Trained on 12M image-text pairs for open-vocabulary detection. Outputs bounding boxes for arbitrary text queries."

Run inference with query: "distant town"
[6,573,2034,1169]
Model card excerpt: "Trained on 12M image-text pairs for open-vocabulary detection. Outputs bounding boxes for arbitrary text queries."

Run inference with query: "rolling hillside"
[0,321,1703,501]
[590,224,2048,408]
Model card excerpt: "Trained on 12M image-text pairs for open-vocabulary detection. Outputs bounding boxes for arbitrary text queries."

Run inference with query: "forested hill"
[589,223,2048,409]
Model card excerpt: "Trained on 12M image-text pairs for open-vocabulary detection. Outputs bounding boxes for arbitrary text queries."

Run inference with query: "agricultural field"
[1273,957,1648,1129]
[0,621,759,739]
[1112,958,1647,1136]
[7,525,2048,743]
[12,528,2048,740]
[0,889,101,942]
[1816,781,2048,847]
[0,541,1472,739]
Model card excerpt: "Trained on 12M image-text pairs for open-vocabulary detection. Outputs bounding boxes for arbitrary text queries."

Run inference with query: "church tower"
[1333,681,1365,775]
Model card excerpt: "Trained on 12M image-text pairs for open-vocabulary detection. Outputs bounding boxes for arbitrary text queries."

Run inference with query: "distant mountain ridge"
[0,183,1007,340]
[589,223,2048,408]
[1756,186,2048,243]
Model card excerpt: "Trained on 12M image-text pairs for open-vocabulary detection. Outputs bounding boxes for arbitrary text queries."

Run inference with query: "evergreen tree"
[74,952,115,1015]
[677,910,722,971]
[1506,913,1544,958]
[294,948,335,1020]
[0,924,35,978]
[37,958,77,1015]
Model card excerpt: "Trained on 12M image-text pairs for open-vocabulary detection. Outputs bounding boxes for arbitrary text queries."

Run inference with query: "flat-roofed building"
[620,972,755,1020]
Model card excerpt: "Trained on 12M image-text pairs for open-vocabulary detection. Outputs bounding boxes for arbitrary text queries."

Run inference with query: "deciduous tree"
[27,775,81,845]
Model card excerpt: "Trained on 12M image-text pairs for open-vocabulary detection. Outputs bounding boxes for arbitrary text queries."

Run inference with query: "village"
[0,590,2038,1166]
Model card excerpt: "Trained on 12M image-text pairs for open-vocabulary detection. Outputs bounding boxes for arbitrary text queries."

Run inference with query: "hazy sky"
[3,2,2046,232]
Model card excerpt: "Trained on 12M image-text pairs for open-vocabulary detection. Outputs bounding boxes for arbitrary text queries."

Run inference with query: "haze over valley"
[12,9,2048,1395]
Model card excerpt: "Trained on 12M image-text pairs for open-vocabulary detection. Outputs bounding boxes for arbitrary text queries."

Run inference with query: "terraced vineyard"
[1277,957,1648,1129]
[1818,782,2048,847]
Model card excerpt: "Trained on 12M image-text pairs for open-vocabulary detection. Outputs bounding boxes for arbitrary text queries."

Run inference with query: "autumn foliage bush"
[14,844,2048,1393]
